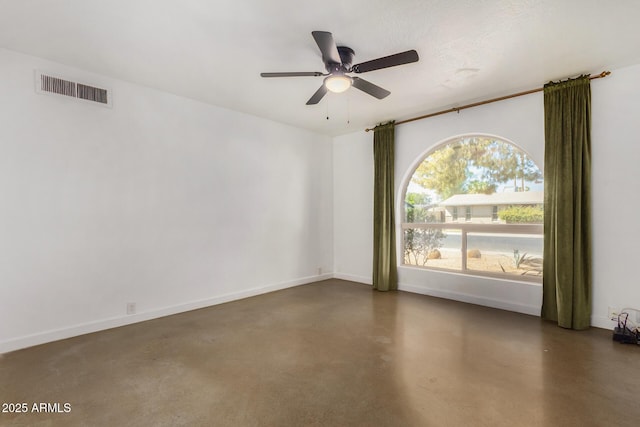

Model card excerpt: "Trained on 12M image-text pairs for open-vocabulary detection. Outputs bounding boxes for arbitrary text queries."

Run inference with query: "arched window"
[402,135,543,281]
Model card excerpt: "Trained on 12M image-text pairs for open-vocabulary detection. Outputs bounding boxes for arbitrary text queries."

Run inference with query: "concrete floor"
[1,279,639,426]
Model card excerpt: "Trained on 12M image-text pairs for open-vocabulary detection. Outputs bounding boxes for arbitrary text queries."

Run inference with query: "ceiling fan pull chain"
[326,97,330,120]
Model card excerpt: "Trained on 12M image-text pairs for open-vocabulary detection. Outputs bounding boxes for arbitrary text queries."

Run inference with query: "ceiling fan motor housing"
[326,46,355,73]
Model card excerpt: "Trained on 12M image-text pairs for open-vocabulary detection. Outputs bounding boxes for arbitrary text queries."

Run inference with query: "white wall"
[332,131,374,283]
[0,49,333,353]
[333,63,640,328]
[591,63,640,327]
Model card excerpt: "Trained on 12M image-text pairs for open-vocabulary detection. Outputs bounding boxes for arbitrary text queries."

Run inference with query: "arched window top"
[405,135,543,214]
[401,135,544,281]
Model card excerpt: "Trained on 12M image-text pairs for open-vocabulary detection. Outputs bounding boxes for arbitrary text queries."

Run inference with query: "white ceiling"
[1,0,639,136]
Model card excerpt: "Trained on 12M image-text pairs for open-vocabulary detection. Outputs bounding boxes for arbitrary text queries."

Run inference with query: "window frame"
[399,135,543,284]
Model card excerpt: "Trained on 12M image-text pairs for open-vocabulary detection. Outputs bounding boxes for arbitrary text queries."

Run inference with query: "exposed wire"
[620,308,640,333]
[616,310,640,344]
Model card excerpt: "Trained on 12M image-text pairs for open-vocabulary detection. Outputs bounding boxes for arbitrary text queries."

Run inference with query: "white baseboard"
[332,275,538,316]
[0,274,331,354]
[591,315,615,330]
[3,273,612,353]
[399,283,615,331]
[398,282,541,316]
[333,272,372,285]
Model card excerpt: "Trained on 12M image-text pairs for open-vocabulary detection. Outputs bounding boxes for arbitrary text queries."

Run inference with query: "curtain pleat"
[542,76,592,329]
[373,122,398,291]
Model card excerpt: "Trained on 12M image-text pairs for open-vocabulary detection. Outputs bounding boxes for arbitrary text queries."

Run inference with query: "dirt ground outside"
[404,248,542,277]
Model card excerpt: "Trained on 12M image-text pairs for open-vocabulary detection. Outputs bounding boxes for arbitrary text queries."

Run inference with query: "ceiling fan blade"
[351,50,419,73]
[351,77,390,99]
[261,72,324,78]
[306,85,328,105]
[312,31,341,65]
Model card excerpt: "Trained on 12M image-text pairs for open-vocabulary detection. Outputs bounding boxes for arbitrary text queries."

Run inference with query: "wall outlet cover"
[126,302,136,315]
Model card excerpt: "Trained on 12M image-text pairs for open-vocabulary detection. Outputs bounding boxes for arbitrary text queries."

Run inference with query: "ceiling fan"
[260,31,419,105]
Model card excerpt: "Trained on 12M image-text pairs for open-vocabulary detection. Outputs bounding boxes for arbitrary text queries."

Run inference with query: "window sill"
[399,263,543,285]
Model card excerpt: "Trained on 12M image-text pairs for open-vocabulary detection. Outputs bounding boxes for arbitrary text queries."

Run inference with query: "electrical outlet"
[317,267,322,275]
[608,306,619,320]
[126,302,136,315]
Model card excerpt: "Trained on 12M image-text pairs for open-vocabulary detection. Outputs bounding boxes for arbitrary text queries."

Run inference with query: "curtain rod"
[365,71,611,132]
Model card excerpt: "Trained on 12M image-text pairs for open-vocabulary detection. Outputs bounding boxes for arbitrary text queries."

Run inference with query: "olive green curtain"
[372,122,397,291]
[542,76,592,329]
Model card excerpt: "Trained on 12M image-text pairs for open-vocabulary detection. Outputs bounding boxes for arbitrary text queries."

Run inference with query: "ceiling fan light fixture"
[324,74,352,93]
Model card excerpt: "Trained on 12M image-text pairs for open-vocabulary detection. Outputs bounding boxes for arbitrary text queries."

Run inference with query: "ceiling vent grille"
[36,71,112,107]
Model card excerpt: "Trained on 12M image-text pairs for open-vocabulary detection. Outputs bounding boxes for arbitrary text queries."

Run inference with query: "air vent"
[77,83,108,104]
[40,74,76,98]
[36,70,112,107]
